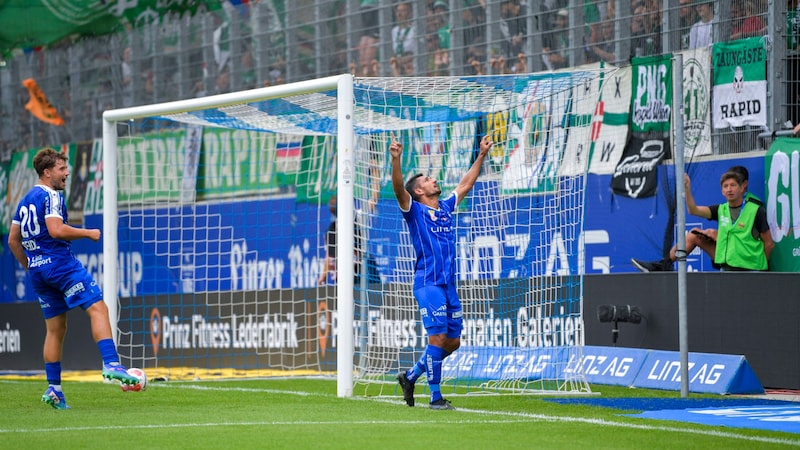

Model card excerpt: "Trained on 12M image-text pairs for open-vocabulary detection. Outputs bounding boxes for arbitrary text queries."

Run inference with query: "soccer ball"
[121,367,147,392]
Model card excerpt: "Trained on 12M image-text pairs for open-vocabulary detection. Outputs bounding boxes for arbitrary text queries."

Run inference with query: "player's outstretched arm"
[46,217,101,242]
[455,135,493,204]
[390,134,411,210]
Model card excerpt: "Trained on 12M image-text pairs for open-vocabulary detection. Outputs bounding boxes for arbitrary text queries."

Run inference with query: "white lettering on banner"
[691,363,724,385]
[160,313,298,350]
[75,252,142,297]
[0,323,21,353]
[516,305,583,348]
[366,310,418,348]
[462,308,513,347]
[288,239,320,288]
[648,359,686,382]
[767,150,800,242]
[327,308,583,351]
[633,63,670,128]
[485,353,551,377]
[231,240,285,291]
[563,354,634,378]
[579,229,610,274]
[647,360,725,385]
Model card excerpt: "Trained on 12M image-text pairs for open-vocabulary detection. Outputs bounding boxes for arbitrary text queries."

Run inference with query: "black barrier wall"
[584,273,800,390]
[3,273,799,389]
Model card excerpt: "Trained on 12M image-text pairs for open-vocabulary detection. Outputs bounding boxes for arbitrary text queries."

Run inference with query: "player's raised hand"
[479,135,493,156]
[389,133,403,159]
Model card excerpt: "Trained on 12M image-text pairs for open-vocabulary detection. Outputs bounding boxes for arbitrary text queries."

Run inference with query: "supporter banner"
[0,1,220,57]
[196,128,285,200]
[562,64,631,176]
[765,138,800,272]
[589,66,632,175]
[712,37,767,129]
[611,136,669,198]
[680,47,712,157]
[630,54,673,133]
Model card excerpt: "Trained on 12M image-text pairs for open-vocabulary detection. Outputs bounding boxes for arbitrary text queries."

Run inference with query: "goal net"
[102,71,612,397]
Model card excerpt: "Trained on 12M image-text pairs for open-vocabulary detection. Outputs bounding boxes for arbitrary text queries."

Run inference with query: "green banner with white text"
[765,138,800,272]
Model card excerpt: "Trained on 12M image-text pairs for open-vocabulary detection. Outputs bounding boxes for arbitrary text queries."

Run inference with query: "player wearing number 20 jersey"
[11,159,102,318]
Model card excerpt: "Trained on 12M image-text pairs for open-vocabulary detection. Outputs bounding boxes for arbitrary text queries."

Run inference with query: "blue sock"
[45,361,61,386]
[97,338,119,365]
[425,345,445,403]
[406,353,426,383]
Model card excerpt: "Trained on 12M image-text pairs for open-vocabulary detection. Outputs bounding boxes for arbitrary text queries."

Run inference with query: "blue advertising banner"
[633,349,763,394]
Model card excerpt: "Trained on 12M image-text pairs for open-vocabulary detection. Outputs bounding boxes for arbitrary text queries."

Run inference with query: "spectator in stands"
[631,166,771,272]
[730,1,766,41]
[499,0,526,72]
[241,43,256,89]
[392,2,415,61]
[630,4,657,59]
[427,0,451,75]
[590,19,616,64]
[689,0,714,49]
[356,0,380,76]
[121,47,134,107]
[679,0,698,49]
[542,9,570,70]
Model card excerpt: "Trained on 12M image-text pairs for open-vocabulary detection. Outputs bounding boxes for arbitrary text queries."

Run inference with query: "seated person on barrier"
[632,169,773,272]
[632,166,760,272]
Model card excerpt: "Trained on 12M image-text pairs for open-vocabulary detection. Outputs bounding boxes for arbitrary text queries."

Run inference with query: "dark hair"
[720,170,743,186]
[727,165,749,182]
[33,147,67,177]
[405,173,424,201]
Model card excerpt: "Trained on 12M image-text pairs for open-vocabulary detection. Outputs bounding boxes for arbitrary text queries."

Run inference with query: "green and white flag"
[561,64,631,176]
[712,37,767,129]
[680,46,712,156]
[630,54,673,134]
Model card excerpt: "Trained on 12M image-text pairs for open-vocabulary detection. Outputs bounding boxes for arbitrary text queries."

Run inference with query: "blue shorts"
[30,258,103,319]
[413,283,463,338]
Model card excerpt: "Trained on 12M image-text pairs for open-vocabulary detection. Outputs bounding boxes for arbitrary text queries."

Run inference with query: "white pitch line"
[3,382,798,446]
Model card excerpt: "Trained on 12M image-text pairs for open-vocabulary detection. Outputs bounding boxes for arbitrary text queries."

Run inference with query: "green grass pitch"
[1,377,797,449]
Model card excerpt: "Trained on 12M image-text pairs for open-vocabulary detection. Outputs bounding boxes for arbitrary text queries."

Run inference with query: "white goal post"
[103,75,358,396]
[102,70,613,398]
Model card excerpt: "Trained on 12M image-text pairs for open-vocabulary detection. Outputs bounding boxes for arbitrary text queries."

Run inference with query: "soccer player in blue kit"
[391,132,493,410]
[8,148,139,409]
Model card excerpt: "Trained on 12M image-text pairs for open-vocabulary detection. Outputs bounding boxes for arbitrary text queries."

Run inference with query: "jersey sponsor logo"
[28,255,52,268]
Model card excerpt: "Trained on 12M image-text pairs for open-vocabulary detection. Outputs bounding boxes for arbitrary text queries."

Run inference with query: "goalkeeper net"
[103,70,613,397]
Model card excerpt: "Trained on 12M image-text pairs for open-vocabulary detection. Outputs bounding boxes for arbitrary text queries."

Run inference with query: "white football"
[121,367,147,392]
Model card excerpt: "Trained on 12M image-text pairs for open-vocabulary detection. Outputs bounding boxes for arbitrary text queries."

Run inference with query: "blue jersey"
[401,192,457,288]
[12,184,75,271]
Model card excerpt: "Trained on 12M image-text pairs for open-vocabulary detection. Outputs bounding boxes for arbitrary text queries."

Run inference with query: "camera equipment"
[597,305,642,345]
